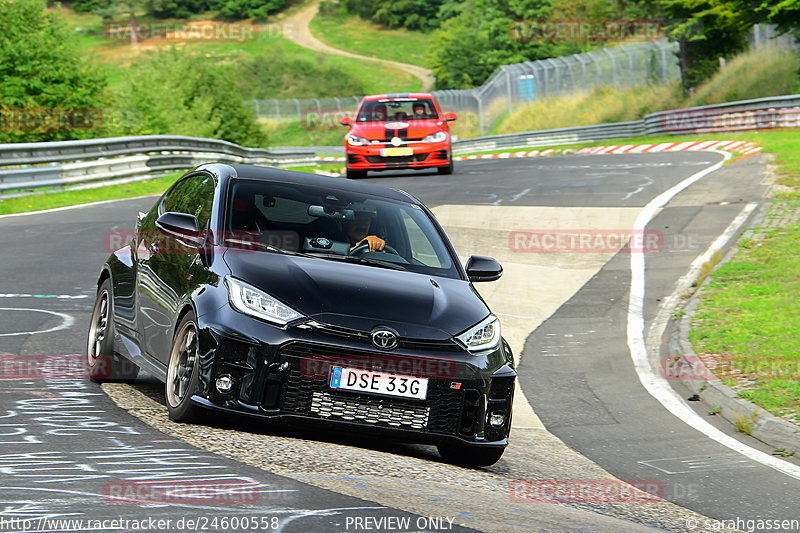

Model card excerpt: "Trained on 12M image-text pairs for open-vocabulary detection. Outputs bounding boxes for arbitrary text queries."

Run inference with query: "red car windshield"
[356,98,438,123]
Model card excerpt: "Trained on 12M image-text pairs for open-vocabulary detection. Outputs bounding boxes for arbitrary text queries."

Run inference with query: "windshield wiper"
[225,239,315,258]
[304,253,407,271]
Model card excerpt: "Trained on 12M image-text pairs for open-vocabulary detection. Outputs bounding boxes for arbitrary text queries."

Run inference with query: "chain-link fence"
[248,26,798,136]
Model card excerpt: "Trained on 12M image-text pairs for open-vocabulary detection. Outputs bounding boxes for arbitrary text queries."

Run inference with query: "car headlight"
[226,276,303,325]
[456,315,501,352]
[422,131,447,143]
[347,135,369,146]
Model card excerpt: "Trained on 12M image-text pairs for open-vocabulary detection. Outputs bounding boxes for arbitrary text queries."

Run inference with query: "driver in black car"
[345,211,385,252]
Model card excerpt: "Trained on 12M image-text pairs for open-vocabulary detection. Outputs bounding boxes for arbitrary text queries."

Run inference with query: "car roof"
[210,164,418,204]
[361,93,435,101]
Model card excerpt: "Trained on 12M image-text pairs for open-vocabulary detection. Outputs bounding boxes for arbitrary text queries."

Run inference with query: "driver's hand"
[355,235,385,252]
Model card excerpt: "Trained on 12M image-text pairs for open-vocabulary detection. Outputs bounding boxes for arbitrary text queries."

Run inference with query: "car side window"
[162,174,215,229]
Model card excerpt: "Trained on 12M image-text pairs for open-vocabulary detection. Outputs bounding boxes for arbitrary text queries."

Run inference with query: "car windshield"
[356,98,438,123]
[225,179,459,278]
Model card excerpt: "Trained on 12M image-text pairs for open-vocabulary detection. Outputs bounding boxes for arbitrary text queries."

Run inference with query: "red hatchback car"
[340,93,457,179]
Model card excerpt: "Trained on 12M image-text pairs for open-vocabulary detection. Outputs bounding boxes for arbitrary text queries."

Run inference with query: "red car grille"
[365,154,429,164]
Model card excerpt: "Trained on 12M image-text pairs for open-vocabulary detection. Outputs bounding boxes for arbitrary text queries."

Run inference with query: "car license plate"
[329,366,428,400]
[381,147,413,157]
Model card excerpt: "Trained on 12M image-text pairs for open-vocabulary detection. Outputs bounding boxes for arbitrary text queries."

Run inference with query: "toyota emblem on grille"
[371,328,398,350]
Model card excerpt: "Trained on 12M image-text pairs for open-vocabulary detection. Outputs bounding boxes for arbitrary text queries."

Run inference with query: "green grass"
[689,143,800,423]
[185,34,420,96]
[262,118,347,146]
[284,163,345,173]
[496,84,682,135]
[59,8,420,99]
[496,47,800,136]
[310,7,431,68]
[686,47,800,107]
[0,174,181,216]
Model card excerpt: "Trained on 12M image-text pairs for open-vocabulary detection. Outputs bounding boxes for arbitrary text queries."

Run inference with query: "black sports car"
[89,163,515,466]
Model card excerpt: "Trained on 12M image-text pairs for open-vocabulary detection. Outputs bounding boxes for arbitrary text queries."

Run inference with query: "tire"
[437,160,454,175]
[166,312,203,422]
[437,444,506,467]
[346,168,367,179]
[87,279,139,381]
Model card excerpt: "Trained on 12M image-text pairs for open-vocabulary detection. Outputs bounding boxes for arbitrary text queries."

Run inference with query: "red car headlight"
[346,135,369,146]
[422,131,447,143]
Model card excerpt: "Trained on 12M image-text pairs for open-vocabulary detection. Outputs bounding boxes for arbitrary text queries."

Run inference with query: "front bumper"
[193,310,515,447]
[345,141,451,171]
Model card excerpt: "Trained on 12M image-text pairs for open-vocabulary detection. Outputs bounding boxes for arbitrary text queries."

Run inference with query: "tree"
[217,0,289,19]
[340,0,448,31]
[112,49,266,147]
[659,0,751,92]
[145,0,219,18]
[429,0,568,89]
[0,0,107,142]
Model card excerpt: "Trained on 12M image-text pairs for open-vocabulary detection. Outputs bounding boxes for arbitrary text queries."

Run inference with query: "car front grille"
[309,391,430,429]
[274,342,467,434]
[365,154,429,164]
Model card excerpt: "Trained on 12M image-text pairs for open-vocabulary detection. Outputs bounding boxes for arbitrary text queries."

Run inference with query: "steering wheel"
[349,242,401,257]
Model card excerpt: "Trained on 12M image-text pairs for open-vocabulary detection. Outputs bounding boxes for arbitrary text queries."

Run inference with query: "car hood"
[348,120,445,141]
[223,249,489,340]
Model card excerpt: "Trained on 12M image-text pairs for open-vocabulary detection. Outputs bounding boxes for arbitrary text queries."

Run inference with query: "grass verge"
[495,47,799,137]
[689,130,800,425]
[0,174,181,216]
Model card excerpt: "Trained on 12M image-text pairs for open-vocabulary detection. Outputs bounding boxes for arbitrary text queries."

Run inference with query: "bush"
[233,51,366,100]
[218,0,289,19]
[0,0,107,142]
[340,0,447,31]
[147,0,219,19]
[110,49,266,147]
[70,0,109,13]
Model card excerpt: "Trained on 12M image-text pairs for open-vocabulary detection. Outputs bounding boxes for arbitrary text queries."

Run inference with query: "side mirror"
[156,212,202,247]
[339,117,353,126]
[465,255,502,282]
[443,112,458,122]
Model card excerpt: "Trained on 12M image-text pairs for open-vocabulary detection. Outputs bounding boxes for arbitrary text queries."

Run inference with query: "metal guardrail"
[1,94,798,193]
[0,135,317,192]
[644,94,800,135]
[0,135,314,166]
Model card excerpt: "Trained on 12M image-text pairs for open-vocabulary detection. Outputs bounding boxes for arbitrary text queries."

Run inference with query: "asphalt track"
[0,152,797,532]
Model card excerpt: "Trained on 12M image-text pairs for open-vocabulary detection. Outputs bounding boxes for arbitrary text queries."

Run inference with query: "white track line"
[626,150,800,481]
[0,293,88,299]
[0,308,75,337]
